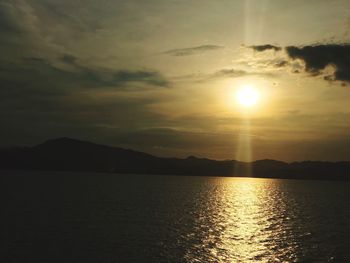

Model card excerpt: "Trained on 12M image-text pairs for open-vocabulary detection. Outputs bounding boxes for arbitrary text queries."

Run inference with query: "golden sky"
[1,0,350,161]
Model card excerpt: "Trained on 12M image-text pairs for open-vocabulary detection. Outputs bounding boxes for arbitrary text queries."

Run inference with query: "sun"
[236,85,260,107]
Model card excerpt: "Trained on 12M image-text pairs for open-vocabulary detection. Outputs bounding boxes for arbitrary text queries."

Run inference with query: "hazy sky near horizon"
[1,0,350,161]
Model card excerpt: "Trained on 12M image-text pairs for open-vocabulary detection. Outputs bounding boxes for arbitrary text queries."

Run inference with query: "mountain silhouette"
[1,137,350,180]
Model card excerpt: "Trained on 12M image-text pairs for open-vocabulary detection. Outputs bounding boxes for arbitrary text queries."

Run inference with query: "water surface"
[1,171,350,262]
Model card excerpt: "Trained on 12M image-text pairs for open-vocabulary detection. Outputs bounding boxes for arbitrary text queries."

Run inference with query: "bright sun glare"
[236,85,260,107]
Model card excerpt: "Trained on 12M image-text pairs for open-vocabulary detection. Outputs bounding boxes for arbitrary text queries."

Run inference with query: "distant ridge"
[1,137,350,180]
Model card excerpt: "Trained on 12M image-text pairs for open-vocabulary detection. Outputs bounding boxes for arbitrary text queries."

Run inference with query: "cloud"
[249,44,282,52]
[0,55,170,136]
[174,67,276,83]
[274,60,289,68]
[249,43,350,83]
[0,2,22,34]
[213,68,276,79]
[61,54,77,64]
[57,54,170,87]
[214,68,254,78]
[163,45,224,56]
[81,68,170,88]
[285,44,350,82]
[109,70,169,87]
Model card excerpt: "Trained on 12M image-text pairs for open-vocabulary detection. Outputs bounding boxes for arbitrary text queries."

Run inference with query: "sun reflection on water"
[185,178,299,262]
[214,179,272,262]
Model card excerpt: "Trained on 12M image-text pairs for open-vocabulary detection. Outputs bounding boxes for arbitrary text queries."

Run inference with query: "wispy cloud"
[212,68,275,78]
[0,55,170,116]
[173,68,276,83]
[163,45,224,56]
[58,54,170,88]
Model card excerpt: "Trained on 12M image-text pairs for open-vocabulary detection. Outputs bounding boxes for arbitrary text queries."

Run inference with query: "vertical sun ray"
[243,0,252,44]
[244,0,270,44]
[233,84,259,177]
[257,0,270,42]
[234,118,252,177]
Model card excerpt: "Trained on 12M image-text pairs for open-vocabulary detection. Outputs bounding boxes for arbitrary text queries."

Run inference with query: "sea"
[1,171,350,262]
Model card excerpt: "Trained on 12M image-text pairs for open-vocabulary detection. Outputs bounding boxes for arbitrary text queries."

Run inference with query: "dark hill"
[1,137,350,180]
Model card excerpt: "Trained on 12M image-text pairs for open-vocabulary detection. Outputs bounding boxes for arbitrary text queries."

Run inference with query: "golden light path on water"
[217,178,298,262]
[184,178,300,262]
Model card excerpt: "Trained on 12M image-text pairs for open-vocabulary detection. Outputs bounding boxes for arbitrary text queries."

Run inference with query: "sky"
[1,0,350,161]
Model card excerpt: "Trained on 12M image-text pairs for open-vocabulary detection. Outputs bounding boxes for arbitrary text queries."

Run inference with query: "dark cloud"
[164,45,224,56]
[0,3,21,34]
[250,44,282,52]
[250,43,350,83]
[0,55,170,147]
[0,0,171,152]
[285,44,350,82]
